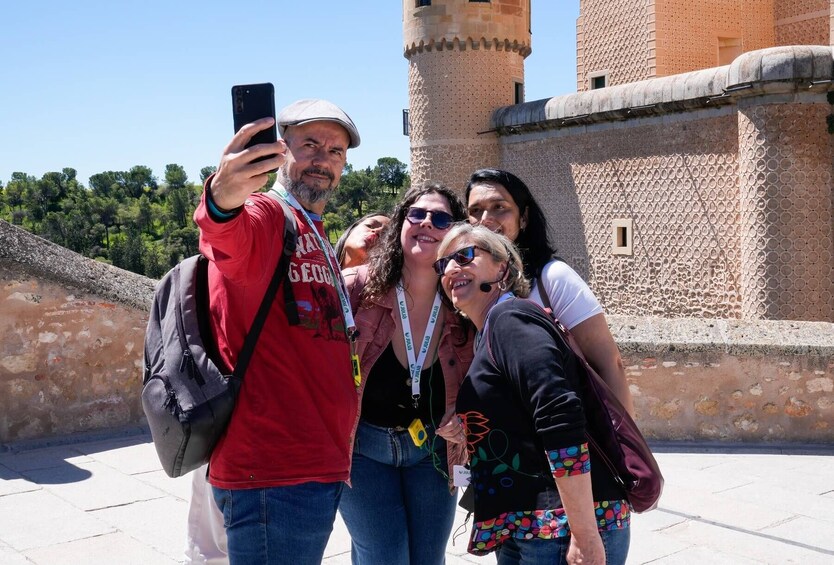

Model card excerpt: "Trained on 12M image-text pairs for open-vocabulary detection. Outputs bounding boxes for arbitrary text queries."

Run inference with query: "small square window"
[469,0,491,3]
[416,0,431,7]
[612,219,633,255]
[591,75,607,90]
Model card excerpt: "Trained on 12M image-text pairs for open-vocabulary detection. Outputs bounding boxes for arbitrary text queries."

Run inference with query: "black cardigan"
[456,298,626,520]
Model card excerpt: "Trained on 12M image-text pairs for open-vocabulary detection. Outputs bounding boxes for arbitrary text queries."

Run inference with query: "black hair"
[465,168,556,280]
[334,211,390,267]
[363,181,467,301]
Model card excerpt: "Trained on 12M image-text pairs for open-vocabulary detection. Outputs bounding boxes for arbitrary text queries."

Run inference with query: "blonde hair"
[437,224,530,297]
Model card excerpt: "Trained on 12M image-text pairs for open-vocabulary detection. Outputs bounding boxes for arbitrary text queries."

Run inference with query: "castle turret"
[403,0,531,191]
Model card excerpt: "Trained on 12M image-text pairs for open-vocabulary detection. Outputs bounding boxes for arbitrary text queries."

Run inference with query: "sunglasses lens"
[433,258,448,276]
[454,246,476,265]
[432,212,453,230]
[407,208,427,223]
[407,207,453,229]
[434,246,477,276]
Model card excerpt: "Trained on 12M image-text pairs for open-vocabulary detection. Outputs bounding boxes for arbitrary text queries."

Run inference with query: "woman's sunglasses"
[433,245,483,275]
[405,207,454,230]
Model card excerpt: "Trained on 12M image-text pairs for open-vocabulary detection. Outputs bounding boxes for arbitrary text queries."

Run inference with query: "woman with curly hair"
[339,182,474,565]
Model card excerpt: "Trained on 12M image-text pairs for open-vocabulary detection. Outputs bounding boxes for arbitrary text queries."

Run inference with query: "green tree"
[123,166,158,200]
[165,164,188,190]
[200,166,217,184]
[374,157,409,194]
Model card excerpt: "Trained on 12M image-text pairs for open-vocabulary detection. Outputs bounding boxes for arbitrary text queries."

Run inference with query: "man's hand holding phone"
[211,118,286,212]
[210,82,282,212]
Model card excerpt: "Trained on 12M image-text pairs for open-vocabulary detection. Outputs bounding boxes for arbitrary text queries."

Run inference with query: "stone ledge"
[608,314,834,357]
[0,220,155,311]
[493,45,834,132]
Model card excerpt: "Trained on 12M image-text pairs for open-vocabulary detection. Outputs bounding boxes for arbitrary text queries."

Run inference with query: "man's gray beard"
[278,168,335,206]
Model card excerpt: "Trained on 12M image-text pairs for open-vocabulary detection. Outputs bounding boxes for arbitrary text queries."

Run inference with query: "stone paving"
[1,431,833,564]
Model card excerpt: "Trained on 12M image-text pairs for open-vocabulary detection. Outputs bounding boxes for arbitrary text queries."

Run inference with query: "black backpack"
[142,195,297,478]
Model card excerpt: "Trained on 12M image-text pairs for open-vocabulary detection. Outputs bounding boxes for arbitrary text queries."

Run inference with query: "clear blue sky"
[0,1,579,187]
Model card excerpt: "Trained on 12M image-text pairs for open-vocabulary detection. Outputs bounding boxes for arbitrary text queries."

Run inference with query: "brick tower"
[403,0,531,191]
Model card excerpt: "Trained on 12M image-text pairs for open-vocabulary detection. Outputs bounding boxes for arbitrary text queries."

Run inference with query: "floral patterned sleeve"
[546,443,591,478]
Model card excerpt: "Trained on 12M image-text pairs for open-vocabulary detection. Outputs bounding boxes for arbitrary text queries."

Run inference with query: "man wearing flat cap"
[192,99,361,564]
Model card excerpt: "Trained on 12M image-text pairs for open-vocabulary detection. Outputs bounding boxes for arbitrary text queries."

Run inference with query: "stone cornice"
[493,46,834,134]
[404,36,531,58]
[0,220,155,311]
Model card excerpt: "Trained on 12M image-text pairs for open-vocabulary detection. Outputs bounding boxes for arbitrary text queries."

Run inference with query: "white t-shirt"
[528,259,603,330]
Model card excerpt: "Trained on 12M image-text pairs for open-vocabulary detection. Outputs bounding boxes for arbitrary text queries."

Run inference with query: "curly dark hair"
[465,168,557,280]
[362,181,466,301]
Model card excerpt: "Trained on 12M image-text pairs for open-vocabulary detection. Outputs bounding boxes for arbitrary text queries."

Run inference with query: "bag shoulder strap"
[232,194,298,379]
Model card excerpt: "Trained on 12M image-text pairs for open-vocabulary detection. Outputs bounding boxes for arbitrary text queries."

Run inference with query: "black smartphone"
[231,83,278,167]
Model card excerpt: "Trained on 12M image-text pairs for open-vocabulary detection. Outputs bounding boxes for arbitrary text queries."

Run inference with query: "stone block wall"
[613,316,834,442]
[0,221,154,444]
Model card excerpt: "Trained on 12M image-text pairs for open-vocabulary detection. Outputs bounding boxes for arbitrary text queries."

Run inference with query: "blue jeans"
[495,528,630,565]
[338,420,458,565]
[212,481,343,565]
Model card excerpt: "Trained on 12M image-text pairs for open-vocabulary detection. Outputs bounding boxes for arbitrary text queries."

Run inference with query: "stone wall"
[404,0,529,190]
[775,0,831,46]
[494,46,834,323]
[0,221,154,443]
[3,218,833,445]
[576,0,831,88]
[613,315,834,442]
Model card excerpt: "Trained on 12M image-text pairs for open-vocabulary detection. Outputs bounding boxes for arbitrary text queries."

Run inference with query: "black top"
[456,298,625,519]
[361,342,446,428]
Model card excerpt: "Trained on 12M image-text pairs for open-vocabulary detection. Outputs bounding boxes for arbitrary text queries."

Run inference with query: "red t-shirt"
[194,190,356,489]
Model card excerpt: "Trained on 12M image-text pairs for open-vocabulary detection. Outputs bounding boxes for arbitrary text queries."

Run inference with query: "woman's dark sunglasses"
[406,207,454,230]
[433,245,482,275]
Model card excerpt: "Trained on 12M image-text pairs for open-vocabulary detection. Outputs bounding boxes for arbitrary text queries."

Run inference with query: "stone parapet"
[494,45,834,132]
[609,315,834,443]
[0,220,155,311]
[608,315,834,357]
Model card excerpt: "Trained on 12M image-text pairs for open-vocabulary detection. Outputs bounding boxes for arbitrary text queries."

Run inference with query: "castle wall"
[494,47,834,323]
[0,262,148,442]
[578,0,832,89]
[404,0,530,190]
[0,221,154,443]
[774,0,831,46]
[576,0,653,90]
[653,0,774,77]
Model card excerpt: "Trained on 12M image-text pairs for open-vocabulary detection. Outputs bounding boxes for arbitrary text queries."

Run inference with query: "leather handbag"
[536,290,663,512]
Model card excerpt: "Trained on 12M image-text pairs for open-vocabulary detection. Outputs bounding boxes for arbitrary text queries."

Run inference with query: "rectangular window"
[416,0,431,7]
[402,109,410,136]
[469,0,491,3]
[514,82,524,105]
[612,219,633,255]
[591,75,606,89]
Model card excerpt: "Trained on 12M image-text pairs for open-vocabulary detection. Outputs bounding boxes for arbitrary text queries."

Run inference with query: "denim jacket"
[343,265,475,490]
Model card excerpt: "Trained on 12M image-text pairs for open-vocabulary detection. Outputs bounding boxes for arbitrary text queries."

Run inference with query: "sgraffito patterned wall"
[737,101,834,321]
[775,0,831,46]
[500,111,742,318]
[576,0,652,90]
[499,100,834,322]
[407,47,521,190]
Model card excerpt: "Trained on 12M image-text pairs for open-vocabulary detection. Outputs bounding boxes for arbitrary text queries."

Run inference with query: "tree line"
[0,157,409,279]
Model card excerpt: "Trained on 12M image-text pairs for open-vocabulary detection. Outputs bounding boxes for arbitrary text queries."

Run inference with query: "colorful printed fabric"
[468,500,631,555]
[546,443,591,477]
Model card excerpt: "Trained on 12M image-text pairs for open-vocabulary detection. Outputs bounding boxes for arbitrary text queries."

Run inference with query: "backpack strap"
[232,194,298,379]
